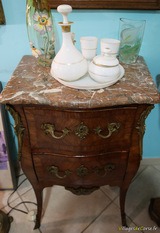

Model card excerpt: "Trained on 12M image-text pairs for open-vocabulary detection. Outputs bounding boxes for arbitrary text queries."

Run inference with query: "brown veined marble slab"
[0,55,160,108]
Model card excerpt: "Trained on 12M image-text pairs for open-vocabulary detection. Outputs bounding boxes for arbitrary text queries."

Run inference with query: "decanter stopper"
[50,5,88,82]
[57,4,72,24]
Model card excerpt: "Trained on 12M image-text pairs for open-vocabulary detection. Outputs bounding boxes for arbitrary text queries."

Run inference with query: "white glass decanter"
[50,5,88,82]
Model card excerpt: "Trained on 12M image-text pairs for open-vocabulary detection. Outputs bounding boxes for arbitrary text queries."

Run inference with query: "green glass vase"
[26,0,55,66]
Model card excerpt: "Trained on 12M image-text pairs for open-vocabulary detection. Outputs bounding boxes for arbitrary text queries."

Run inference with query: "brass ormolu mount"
[6,105,25,160]
[65,186,99,195]
[136,105,154,158]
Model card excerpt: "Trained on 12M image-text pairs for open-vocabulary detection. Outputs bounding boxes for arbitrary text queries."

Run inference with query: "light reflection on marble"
[0,55,160,108]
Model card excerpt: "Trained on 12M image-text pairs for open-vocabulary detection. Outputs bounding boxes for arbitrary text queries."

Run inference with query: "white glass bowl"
[89,54,121,84]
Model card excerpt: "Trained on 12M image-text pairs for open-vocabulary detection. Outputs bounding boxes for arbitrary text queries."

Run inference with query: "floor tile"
[37,185,111,233]
[153,164,160,173]
[18,186,37,213]
[0,189,19,209]
[17,173,32,196]
[100,185,119,200]
[82,202,137,233]
[132,163,147,181]
[114,166,160,229]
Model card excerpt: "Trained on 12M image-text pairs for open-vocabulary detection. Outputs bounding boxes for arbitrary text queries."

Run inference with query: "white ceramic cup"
[80,36,98,61]
[101,38,120,55]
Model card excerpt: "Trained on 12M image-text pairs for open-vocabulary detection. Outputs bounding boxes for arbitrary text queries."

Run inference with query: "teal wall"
[0,0,160,158]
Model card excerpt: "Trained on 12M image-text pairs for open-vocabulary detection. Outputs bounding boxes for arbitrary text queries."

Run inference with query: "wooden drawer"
[24,106,137,155]
[33,152,128,187]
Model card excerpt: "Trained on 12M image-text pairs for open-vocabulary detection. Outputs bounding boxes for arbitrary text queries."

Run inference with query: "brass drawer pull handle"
[94,123,121,139]
[94,163,116,177]
[41,123,70,139]
[47,165,72,179]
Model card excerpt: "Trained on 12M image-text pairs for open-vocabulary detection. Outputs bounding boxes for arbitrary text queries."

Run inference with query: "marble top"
[0,55,160,109]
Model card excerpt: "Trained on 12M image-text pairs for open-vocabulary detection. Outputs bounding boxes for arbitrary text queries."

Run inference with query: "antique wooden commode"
[0,55,159,229]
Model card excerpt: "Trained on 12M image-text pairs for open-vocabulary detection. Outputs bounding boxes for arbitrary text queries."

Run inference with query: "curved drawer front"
[24,106,137,155]
[33,152,128,187]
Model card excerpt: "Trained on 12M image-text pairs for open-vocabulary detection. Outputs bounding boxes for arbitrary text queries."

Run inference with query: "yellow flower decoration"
[33,11,52,35]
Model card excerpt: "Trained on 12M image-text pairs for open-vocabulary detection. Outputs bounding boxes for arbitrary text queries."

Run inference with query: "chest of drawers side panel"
[8,105,39,188]
[121,104,154,190]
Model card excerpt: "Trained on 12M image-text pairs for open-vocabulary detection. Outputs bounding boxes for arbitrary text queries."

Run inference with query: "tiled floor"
[1,163,160,233]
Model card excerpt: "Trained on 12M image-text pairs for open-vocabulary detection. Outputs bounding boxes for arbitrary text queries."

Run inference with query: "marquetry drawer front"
[24,106,137,155]
[33,152,128,187]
